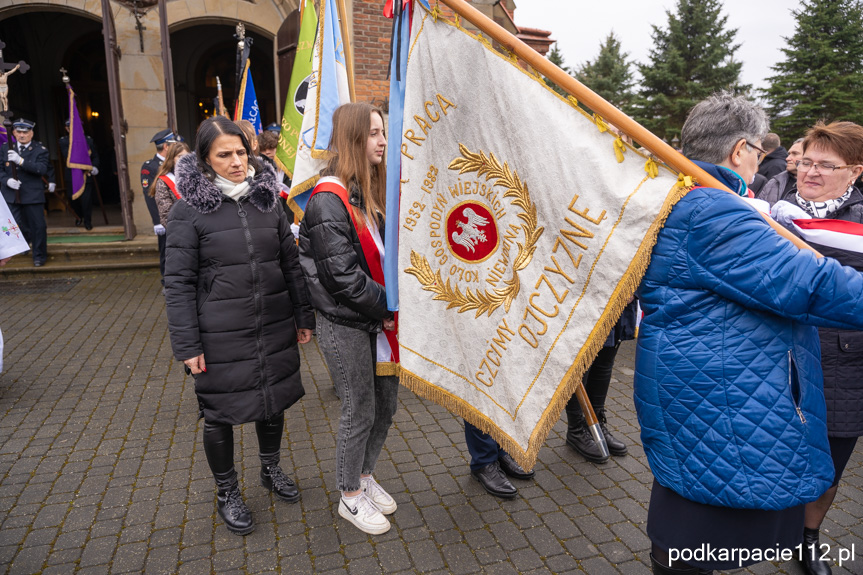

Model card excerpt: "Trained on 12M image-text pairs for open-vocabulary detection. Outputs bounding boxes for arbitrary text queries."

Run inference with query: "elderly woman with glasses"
[634,94,863,575]
[762,121,863,575]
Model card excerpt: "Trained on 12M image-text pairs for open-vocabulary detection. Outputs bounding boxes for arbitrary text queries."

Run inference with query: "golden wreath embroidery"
[405,144,544,318]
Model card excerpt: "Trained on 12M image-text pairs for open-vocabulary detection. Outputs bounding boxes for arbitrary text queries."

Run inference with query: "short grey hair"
[680,91,769,165]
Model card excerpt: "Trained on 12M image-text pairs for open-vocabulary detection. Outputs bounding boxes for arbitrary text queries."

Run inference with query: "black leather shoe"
[84,223,93,231]
[498,452,535,480]
[471,461,517,499]
[217,485,255,535]
[566,420,609,463]
[260,465,300,503]
[33,260,45,268]
[596,408,628,456]
[800,528,832,575]
[74,218,82,227]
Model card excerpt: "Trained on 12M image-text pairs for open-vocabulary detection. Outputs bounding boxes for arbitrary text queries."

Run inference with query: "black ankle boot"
[565,408,609,463]
[261,465,300,502]
[217,484,255,536]
[596,408,628,456]
[650,553,711,575]
[800,527,832,575]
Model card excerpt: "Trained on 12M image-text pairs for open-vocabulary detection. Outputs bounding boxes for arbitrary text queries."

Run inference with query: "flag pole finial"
[60,68,70,84]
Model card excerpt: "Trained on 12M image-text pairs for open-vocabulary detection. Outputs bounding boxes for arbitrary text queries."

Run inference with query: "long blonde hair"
[325,102,387,225]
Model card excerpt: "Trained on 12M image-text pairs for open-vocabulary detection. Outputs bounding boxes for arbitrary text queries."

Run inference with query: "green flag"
[276,0,318,178]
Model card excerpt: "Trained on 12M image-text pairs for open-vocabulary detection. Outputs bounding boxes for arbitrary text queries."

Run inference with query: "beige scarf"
[214,166,256,200]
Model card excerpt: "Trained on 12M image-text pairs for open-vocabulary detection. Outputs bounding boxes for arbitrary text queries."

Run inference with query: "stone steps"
[1,234,160,279]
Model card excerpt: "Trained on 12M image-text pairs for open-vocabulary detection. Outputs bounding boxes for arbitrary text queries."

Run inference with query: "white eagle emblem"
[451,207,489,253]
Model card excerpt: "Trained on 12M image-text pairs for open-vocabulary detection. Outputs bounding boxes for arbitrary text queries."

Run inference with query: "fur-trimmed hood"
[175,153,279,214]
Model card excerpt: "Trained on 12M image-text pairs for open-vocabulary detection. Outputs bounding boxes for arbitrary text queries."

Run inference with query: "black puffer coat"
[757,146,788,180]
[760,184,863,435]
[165,154,315,425]
[298,179,391,333]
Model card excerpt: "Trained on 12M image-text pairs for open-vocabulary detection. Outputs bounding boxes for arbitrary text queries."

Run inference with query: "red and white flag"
[791,218,863,254]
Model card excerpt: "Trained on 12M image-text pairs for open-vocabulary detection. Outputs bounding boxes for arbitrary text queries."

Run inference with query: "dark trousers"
[9,202,47,264]
[465,421,505,471]
[565,343,621,416]
[202,412,285,490]
[158,233,166,281]
[69,184,93,228]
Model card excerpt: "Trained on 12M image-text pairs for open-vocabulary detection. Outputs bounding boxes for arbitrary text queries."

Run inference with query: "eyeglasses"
[796,160,857,173]
[744,140,766,162]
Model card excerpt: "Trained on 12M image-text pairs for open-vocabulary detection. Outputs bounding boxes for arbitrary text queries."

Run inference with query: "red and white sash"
[791,218,863,254]
[158,173,180,200]
[310,177,399,373]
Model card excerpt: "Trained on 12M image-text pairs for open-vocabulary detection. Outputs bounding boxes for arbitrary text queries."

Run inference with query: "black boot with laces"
[217,485,255,536]
[596,408,628,456]
[261,465,300,502]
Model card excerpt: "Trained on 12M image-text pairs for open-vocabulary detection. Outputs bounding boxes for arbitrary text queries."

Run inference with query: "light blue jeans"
[316,313,399,492]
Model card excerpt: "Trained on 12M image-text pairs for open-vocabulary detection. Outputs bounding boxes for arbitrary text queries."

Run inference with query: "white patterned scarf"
[796,186,853,218]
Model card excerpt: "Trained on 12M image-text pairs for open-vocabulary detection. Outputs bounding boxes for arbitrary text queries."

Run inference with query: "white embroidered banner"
[0,195,29,261]
[396,9,686,468]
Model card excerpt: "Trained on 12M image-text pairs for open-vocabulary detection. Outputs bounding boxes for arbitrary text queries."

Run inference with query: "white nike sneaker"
[338,493,391,535]
[361,475,397,515]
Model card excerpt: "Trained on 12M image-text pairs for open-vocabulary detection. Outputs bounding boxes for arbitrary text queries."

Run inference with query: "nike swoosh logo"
[346,503,358,516]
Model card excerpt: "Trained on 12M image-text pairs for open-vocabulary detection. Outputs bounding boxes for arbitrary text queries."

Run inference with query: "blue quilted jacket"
[634,162,863,511]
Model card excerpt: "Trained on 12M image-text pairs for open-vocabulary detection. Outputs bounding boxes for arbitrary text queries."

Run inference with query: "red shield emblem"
[446,201,498,263]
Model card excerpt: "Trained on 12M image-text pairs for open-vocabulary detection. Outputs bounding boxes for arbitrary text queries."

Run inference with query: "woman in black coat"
[765,121,863,575]
[164,116,314,536]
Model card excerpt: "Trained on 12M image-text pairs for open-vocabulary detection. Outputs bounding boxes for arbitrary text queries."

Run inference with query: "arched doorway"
[0,10,119,225]
[171,23,276,143]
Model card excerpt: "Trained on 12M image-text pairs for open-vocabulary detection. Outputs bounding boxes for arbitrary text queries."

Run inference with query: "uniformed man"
[264,122,280,133]
[0,119,51,267]
[59,119,100,230]
[141,129,177,280]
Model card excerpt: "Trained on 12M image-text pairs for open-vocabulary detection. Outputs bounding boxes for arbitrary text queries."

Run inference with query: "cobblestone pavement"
[1,271,862,574]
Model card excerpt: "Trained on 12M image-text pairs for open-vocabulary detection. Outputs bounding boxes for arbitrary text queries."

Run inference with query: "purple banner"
[66,84,92,200]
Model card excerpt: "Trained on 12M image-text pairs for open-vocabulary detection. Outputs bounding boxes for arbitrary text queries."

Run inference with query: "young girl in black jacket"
[299,102,399,535]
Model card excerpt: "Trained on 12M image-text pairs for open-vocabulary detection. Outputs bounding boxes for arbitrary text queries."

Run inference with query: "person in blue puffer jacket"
[635,92,863,575]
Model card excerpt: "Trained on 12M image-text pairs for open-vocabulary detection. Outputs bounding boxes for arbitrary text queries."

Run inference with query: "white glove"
[770,201,811,228]
[154,224,166,236]
[48,183,56,193]
[6,178,20,190]
[6,150,22,166]
[291,223,300,237]
[90,166,99,176]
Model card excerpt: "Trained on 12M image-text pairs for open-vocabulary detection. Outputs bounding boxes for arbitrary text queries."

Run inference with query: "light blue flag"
[289,0,352,216]
[383,1,415,311]
[236,60,262,134]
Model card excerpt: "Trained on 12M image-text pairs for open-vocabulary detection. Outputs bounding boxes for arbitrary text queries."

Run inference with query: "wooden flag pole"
[434,0,820,257]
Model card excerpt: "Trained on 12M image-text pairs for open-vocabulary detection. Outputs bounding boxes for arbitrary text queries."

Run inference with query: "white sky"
[514,1,797,95]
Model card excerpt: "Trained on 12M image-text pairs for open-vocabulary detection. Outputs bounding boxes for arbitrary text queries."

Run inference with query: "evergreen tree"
[544,43,571,96]
[764,0,863,143]
[633,0,749,141]
[575,32,635,114]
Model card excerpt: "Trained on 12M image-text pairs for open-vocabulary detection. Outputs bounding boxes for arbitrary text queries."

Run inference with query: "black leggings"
[566,343,621,414]
[203,411,285,489]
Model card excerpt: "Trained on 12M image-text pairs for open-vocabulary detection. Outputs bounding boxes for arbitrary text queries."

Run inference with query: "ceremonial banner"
[66,84,93,200]
[396,9,687,469]
[288,0,352,216]
[275,0,317,186]
[235,60,262,134]
[0,194,28,260]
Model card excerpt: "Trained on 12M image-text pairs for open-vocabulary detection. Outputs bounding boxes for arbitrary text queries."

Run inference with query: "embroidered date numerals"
[403,165,439,232]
